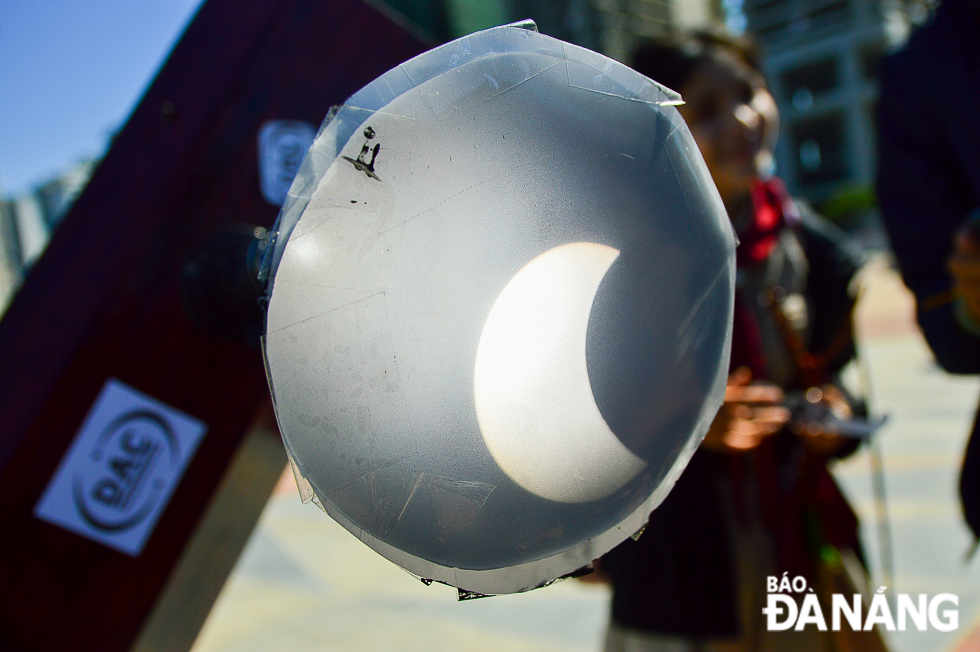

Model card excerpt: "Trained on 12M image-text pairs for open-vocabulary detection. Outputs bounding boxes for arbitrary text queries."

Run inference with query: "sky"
[0,0,204,197]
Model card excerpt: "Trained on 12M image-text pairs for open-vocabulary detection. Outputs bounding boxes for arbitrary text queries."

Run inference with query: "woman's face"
[676,49,779,205]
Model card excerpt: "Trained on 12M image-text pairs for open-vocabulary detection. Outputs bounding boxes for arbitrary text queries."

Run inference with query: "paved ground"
[835,258,980,652]
[190,259,980,652]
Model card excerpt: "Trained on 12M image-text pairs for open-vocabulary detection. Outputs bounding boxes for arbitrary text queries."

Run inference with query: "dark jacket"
[876,0,980,538]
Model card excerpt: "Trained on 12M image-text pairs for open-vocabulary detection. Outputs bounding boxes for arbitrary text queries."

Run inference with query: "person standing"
[876,0,980,545]
[593,31,888,651]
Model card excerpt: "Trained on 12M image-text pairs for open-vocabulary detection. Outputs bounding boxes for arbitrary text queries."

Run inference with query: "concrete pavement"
[836,258,980,652]
[190,259,980,652]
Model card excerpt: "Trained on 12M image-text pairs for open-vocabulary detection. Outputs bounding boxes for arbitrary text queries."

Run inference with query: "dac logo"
[73,410,179,533]
[35,379,207,556]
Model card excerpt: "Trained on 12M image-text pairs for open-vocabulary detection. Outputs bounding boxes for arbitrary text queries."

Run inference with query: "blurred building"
[743,0,933,222]
[0,160,96,313]
[382,0,726,60]
[584,0,726,62]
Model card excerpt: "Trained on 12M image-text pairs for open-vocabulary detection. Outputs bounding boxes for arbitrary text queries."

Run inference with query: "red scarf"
[729,177,801,379]
[736,177,800,267]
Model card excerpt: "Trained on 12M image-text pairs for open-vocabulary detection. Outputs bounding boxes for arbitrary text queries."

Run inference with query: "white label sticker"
[34,378,208,556]
[258,120,316,206]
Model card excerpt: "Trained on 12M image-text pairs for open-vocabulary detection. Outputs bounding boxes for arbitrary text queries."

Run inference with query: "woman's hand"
[789,384,854,456]
[701,367,791,453]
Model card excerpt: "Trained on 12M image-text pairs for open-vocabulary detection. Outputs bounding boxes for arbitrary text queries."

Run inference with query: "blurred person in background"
[590,30,889,652]
[876,0,980,549]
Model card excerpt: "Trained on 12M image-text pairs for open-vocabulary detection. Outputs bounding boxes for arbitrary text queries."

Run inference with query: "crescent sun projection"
[474,242,647,504]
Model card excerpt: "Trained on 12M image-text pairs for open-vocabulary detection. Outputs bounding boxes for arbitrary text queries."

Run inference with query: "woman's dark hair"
[630,29,763,94]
